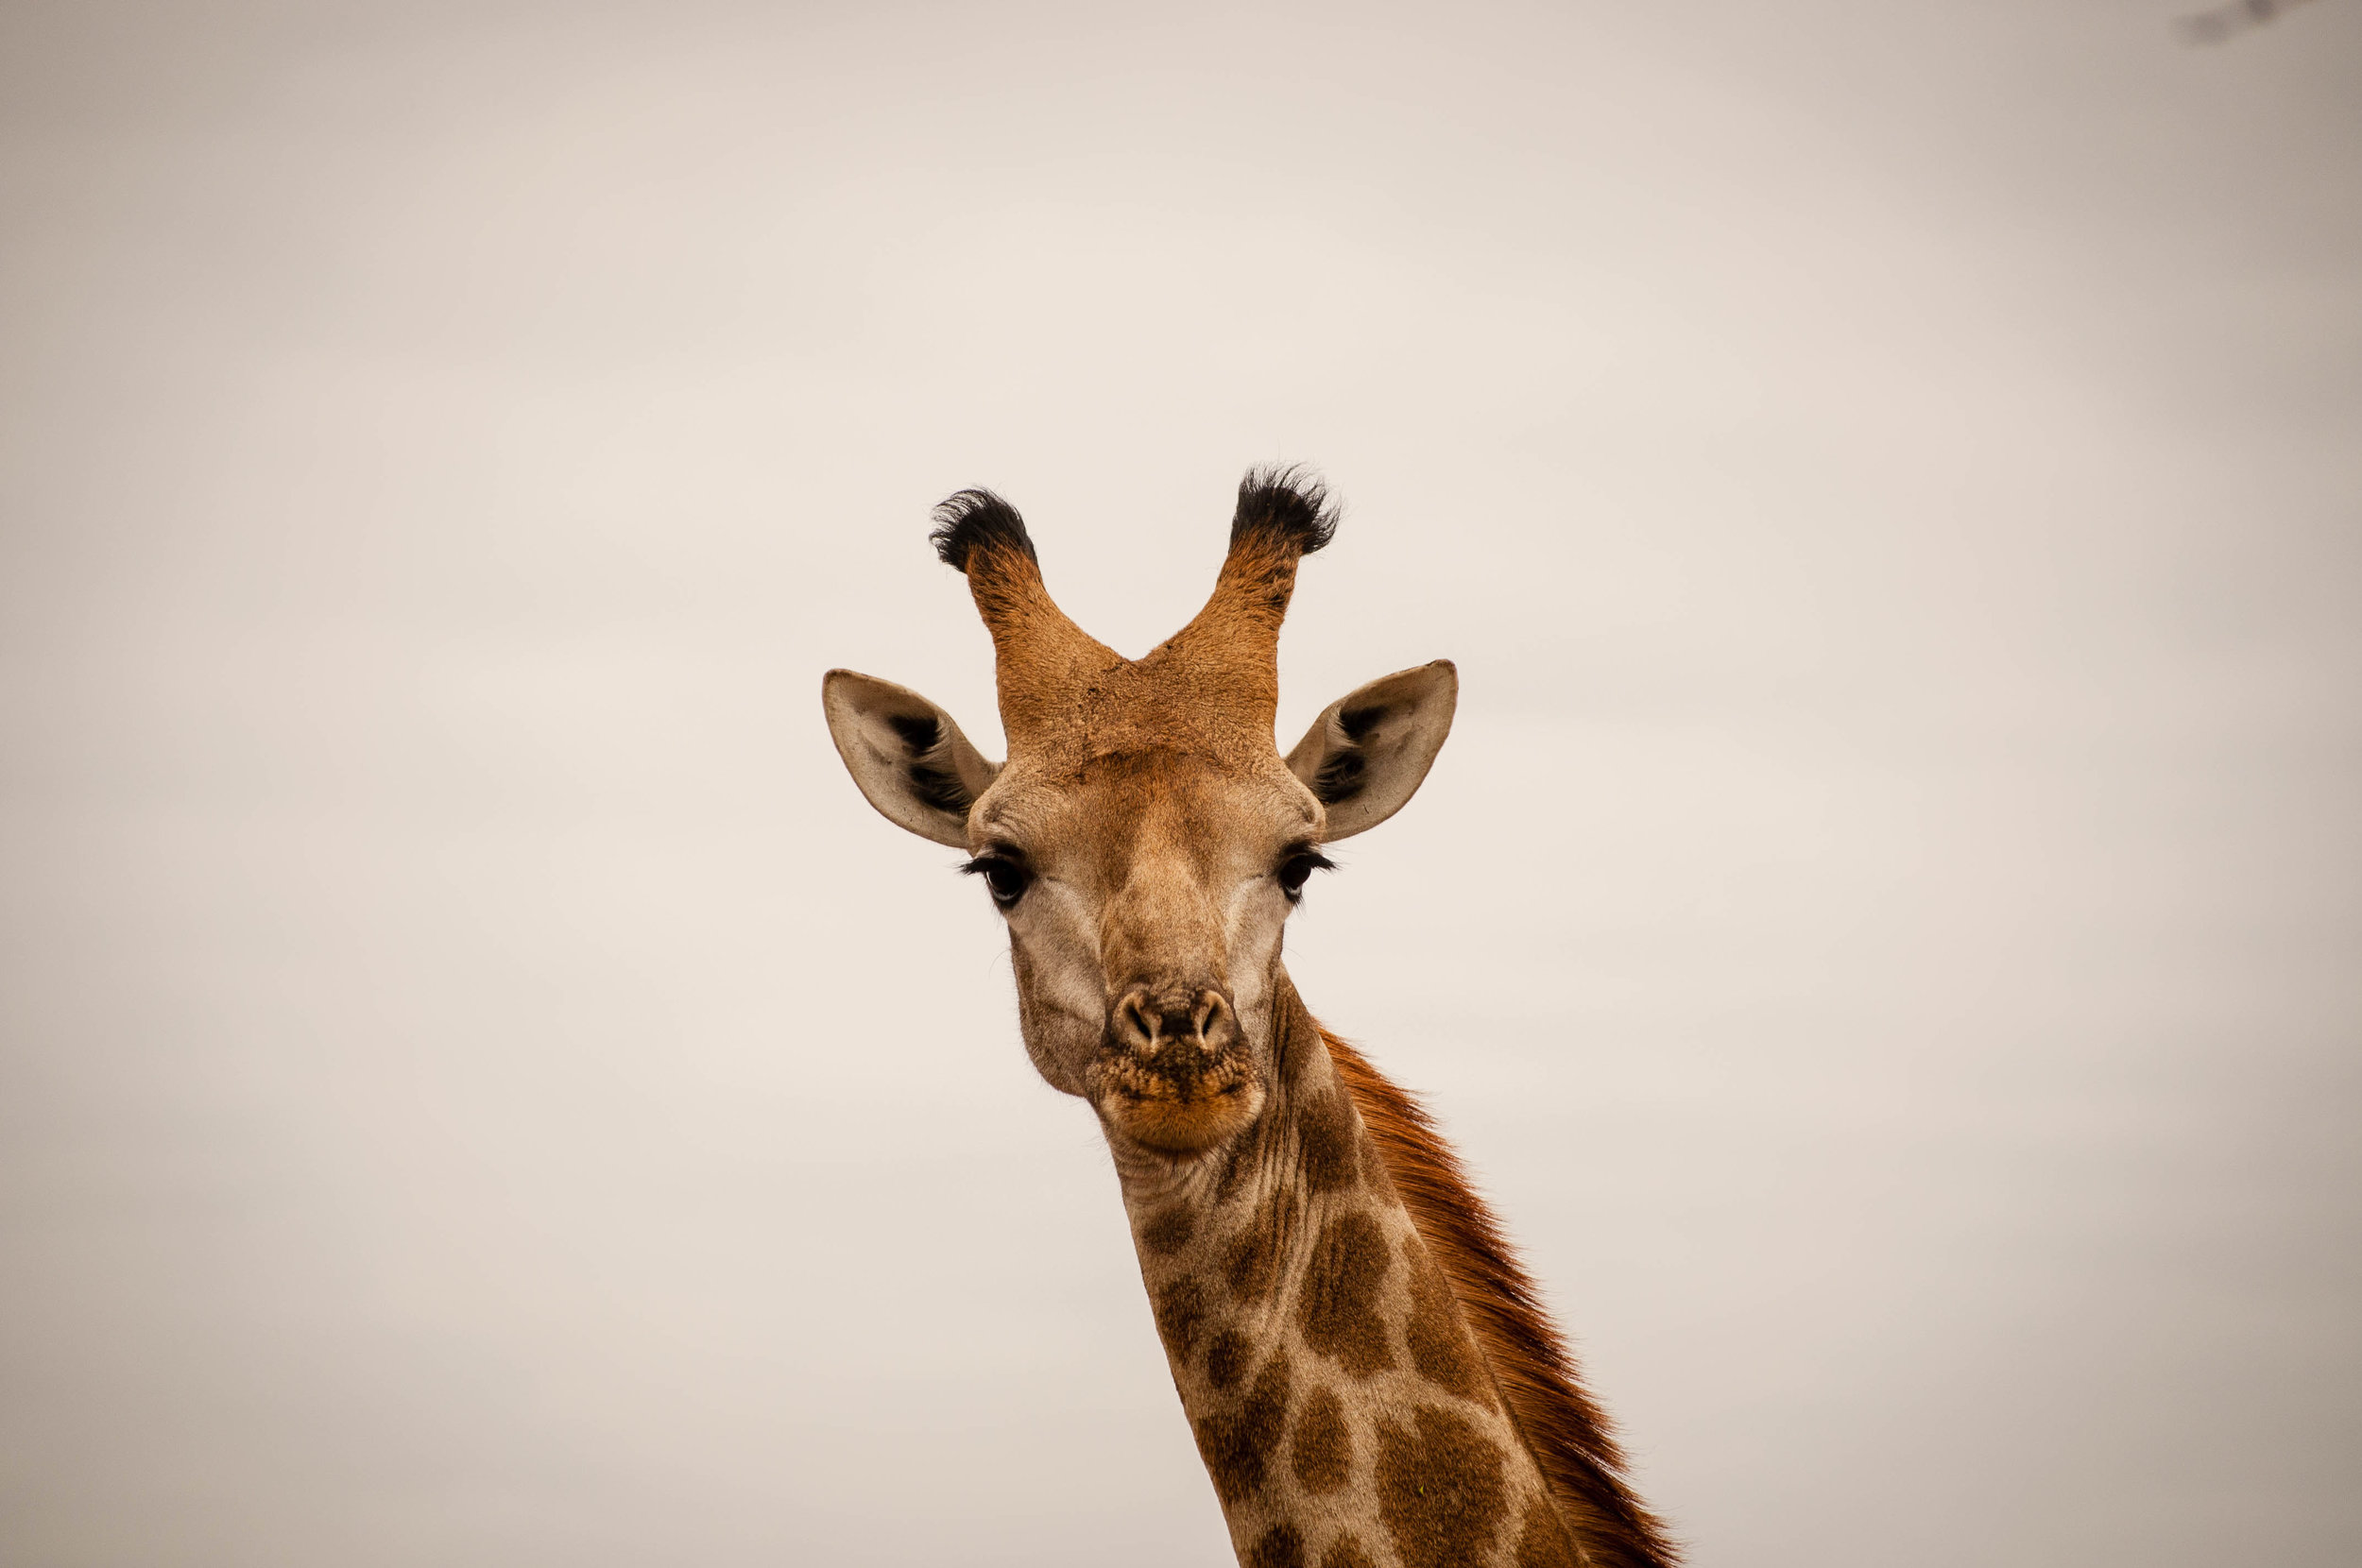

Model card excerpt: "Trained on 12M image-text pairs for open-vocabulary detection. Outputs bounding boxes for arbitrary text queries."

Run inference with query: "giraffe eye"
[961,853,1034,911]
[1275,848,1334,903]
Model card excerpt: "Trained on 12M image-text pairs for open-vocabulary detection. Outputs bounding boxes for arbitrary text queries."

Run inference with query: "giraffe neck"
[1115,976,1585,1568]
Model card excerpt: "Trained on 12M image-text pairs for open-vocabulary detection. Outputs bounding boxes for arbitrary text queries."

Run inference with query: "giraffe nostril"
[1196,990,1237,1052]
[1112,991,1158,1054]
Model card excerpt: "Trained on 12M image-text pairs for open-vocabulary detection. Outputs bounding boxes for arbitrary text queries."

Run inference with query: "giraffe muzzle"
[1089,985,1261,1154]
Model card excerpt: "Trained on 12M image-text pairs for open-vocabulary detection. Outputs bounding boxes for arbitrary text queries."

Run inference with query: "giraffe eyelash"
[959,850,1035,910]
[1275,846,1335,903]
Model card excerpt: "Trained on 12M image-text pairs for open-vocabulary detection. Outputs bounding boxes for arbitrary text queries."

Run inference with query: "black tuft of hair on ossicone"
[1230,465,1340,557]
[930,488,1037,571]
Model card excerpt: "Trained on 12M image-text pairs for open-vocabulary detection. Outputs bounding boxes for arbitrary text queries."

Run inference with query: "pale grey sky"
[3,3,2357,1564]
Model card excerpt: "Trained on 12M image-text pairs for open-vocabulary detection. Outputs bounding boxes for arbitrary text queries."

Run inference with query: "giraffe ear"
[822,670,1001,848]
[1285,660,1458,840]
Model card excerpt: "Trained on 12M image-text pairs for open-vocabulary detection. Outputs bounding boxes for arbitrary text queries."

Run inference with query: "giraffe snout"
[1111,987,1237,1056]
[1091,984,1260,1154]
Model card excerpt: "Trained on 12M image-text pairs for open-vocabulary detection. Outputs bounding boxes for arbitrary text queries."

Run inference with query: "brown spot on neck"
[1374,1404,1511,1568]
[1139,1204,1196,1256]
[1224,1223,1283,1303]
[1155,1278,1208,1361]
[1191,1350,1294,1506]
[1294,1083,1360,1195]
[1403,1232,1496,1408]
[1295,1210,1395,1378]
[1207,1329,1252,1391]
[1248,1524,1308,1568]
[1290,1386,1352,1495]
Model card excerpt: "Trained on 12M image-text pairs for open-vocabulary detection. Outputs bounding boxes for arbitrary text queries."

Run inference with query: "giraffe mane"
[1323,1029,1683,1568]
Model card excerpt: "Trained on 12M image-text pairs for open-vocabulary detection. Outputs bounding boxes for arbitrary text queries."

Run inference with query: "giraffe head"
[825,469,1456,1157]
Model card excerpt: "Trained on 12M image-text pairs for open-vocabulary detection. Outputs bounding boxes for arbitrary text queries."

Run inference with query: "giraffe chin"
[1089,1050,1266,1155]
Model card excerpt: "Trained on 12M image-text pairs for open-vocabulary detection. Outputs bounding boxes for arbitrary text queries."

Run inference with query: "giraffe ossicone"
[823,469,1677,1568]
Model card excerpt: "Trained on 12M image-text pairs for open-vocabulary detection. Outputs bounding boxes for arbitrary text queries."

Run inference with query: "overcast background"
[3,2,2357,1564]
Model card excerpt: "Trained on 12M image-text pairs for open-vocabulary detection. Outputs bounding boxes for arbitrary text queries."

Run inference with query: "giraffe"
[822,469,1677,1568]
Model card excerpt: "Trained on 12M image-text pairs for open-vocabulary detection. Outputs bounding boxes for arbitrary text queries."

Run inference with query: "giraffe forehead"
[976,748,1316,871]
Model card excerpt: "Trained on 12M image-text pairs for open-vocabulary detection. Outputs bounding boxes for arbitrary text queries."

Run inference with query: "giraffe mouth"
[1087,1043,1265,1155]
